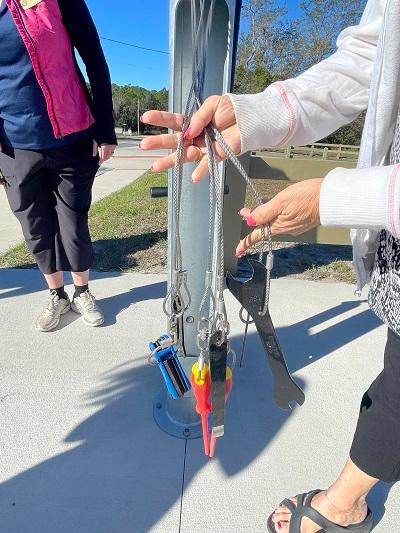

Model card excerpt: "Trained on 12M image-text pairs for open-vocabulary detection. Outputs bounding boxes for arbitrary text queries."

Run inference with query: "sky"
[84,0,169,90]
[82,1,301,90]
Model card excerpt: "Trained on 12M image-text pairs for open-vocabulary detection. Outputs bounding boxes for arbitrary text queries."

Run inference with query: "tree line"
[112,84,168,133]
[112,0,367,144]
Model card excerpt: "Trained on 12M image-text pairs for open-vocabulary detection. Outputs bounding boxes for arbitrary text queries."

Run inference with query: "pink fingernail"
[277,523,282,530]
[235,252,243,258]
[183,127,192,140]
[247,216,257,227]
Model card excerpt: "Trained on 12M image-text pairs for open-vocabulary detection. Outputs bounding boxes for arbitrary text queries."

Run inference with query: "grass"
[246,178,289,206]
[0,171,355,283]
[0,171,168,273]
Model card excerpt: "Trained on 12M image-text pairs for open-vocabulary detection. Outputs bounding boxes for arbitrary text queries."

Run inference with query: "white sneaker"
[71,289,104,327]
[35,291,71,332]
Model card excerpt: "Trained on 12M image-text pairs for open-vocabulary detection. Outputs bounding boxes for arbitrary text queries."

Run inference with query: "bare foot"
[270,490,368,532]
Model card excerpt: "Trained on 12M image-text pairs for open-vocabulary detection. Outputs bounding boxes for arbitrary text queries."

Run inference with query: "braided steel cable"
[164,0,274,361]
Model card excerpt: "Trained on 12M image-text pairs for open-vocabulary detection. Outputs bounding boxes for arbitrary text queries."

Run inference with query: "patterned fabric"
[368,107,400,334]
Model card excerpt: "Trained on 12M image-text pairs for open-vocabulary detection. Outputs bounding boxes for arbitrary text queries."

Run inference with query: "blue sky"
[82,1,301,90]
[84,0,169,89]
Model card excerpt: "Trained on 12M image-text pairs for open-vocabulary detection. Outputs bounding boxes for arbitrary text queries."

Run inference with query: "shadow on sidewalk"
[0,294,389,533]
[276,299,382,371]
[0,268,166,304]
[99,280,167,327]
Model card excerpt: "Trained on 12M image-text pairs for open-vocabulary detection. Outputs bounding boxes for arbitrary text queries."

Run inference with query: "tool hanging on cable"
[226,261,305,410]
[191,361,212,456]
[209,365,232,458]
[191,357,233,458]
[149,336,191,400]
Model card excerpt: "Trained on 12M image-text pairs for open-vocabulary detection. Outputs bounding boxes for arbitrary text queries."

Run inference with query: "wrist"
[227,84,292,153]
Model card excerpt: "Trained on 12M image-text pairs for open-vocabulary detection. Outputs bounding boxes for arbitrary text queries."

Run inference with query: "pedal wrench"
[226,258,305,410]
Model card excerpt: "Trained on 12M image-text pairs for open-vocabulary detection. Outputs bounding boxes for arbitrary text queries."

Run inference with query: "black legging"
[350,328,400,482]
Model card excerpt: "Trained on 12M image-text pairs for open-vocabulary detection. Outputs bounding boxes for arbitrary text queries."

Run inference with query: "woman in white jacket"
[141,0,398,531]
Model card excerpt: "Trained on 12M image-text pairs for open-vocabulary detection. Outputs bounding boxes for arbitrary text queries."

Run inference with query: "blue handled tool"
[149,335,191,400]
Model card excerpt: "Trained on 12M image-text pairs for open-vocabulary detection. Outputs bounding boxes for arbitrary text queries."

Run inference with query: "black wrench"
[226,258,305,410]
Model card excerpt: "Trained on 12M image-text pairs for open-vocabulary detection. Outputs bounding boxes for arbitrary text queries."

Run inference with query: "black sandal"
[266,489,374,533]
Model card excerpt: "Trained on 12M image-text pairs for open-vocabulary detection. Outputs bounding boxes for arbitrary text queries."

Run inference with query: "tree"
[295,0,367,73]
[111,85,169,134]
[234,64,276,94]
[236,0,300,80]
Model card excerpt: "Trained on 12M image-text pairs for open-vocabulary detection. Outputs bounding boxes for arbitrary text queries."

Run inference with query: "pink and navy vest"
[5,0,94,139]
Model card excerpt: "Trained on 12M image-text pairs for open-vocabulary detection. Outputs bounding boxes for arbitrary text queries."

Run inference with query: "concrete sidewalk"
[0,141,167,254]
[0,270,398,532]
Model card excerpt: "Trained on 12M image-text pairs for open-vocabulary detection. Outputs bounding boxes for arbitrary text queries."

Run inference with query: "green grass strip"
[0,171,168,272]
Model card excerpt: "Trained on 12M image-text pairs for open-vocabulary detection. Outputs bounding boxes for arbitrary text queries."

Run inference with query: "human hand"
[140,95,241,182]
[93,140,117,164]
[236,178,323,256]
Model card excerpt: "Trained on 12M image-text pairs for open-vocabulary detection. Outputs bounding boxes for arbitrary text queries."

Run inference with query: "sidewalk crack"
[178,439,188,533]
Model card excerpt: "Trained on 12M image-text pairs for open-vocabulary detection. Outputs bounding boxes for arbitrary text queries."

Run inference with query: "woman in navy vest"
[0,0,117,331]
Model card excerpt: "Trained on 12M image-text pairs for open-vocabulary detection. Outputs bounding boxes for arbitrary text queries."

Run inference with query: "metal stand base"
[153,390,202,440]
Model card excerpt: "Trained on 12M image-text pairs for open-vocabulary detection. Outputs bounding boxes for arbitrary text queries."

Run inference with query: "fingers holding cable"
[236,215,314,256]
[237,180,322,253]
[236,227,266,257]
[182,95,222,140]
[150,143,209,175]
[141,110,184,132]
[236,187,322,255]
[141,131,205,151]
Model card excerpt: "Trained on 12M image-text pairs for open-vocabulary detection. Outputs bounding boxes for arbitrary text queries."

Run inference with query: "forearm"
[320,165,400,239]
[58,0,117,145]
[229,0,383,153]
[81,47,117,145]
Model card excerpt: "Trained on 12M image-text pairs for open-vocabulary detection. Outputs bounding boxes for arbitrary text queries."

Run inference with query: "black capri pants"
[0,137,99,274]
[351,327,400,482]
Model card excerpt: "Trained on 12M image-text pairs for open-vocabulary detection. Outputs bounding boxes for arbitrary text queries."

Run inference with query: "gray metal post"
[153,0,243,439]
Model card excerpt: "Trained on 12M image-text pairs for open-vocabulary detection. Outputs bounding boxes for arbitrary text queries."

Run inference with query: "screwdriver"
[191,362,212,456]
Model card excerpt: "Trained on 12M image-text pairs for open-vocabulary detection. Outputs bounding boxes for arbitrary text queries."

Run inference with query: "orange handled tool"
[191,362,212,456]
[209,367,233,458]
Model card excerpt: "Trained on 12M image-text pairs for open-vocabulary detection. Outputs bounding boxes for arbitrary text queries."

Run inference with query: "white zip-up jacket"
[229,0,399,293]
